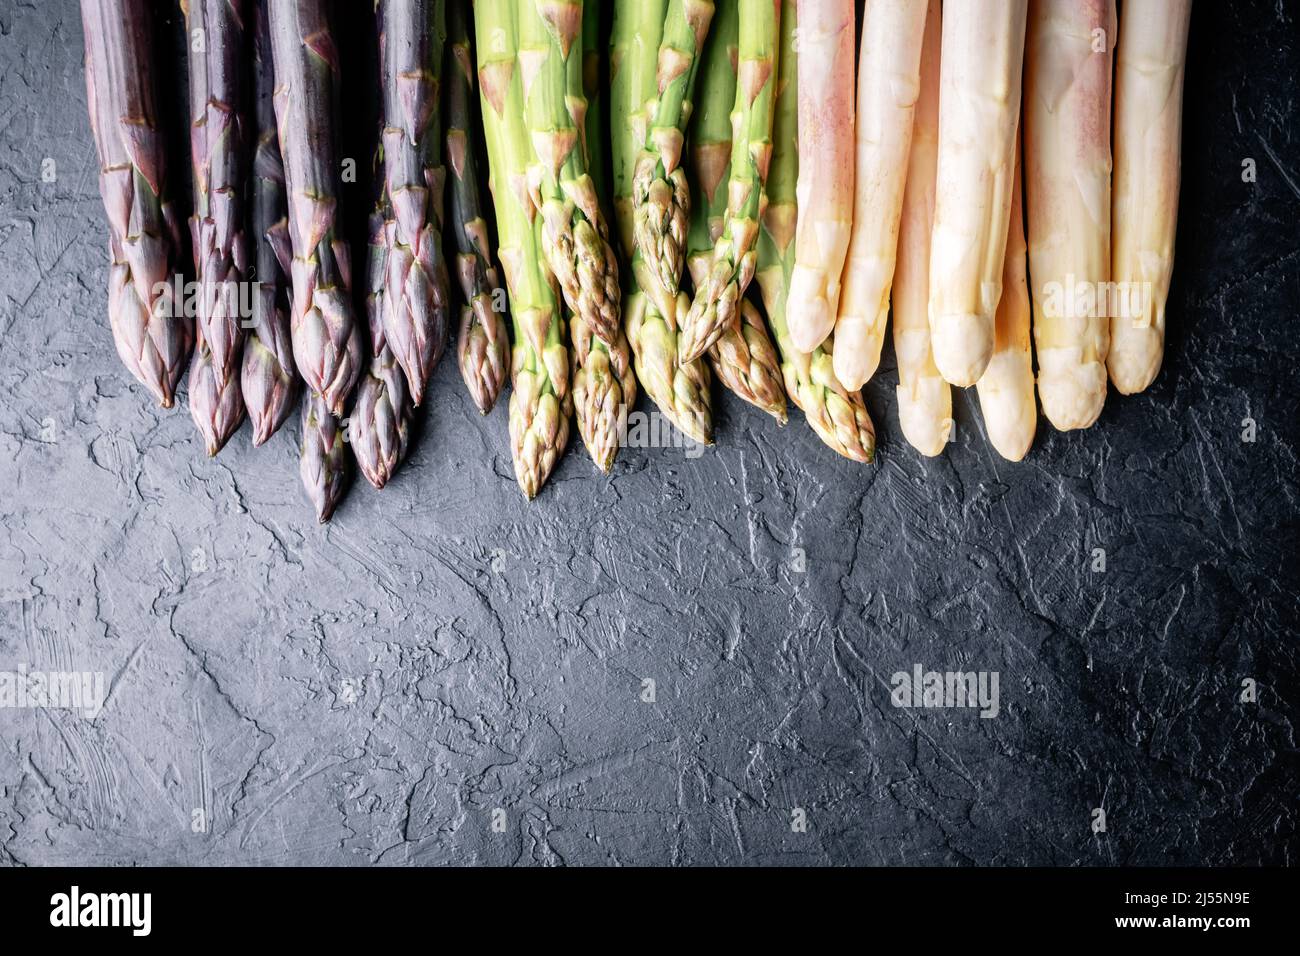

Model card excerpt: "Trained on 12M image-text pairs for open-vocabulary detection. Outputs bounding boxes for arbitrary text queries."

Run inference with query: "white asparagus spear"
[826,0,929,387]
[1025,0,1115,430]
[892,0,951,456]
[1108,0,1192,394]
[975,141,1036,462]
[927,0,1028,387]
[785,0,857,354]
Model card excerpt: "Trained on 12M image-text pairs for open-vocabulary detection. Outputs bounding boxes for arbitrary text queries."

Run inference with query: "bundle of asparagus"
[76,0,1197,513]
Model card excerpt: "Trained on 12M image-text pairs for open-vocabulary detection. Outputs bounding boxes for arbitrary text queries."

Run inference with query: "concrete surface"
[0,1,1295,866]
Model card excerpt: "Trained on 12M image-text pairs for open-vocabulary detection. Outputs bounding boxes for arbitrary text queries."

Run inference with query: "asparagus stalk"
[927,0,1028,387]
[241,0,298,446]
[1108,0,1192,395]
[349,208,412,490]
[476,0,571,498]
[376,0,452,408]
[891,0,951,457]
[1025,0,1115,429]
[518,0,621,347]
[80,0,191,408]
[631,0,715,300]
[612,0,713,446]
[975,144,1036,461]
[678,0,781,365]
[784,0,857,355]
[756,0,872,461]
[299,391,349,523]
[445,0,509,414]
[269,0,363,418]
[828,0,929,389]
[187,322,246,456]
[574,0,637,472]
[184,0,248,398]
[686,0,785,422]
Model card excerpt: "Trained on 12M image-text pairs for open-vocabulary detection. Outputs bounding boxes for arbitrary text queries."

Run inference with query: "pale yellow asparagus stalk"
[975,144,1036,462]
[1025,0,1115,430]
[784,0,856,354]
[1108,0,1191,395]
[892,0,950,457]
[927,0,1028,387]
[826,0,928,390]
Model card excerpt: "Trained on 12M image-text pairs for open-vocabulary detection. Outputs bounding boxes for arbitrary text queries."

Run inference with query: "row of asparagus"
[80,0,1190,517]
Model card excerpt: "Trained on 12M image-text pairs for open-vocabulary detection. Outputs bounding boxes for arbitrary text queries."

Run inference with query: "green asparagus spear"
[611,0,712,446]
[575,0,637,472]
[446,0,510,414]
[757,0,874,461]
[686,0,785,423]
[678,0,780,365]
[476,0,572,498]
[518,0,621,347]
[631,0,715,300]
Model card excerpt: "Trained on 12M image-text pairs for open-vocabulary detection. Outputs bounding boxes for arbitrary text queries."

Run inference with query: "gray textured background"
[1,1,1296,866]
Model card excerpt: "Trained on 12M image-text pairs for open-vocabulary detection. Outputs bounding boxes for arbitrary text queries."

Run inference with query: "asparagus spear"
[828,0,929,389]
[1109,0,1192,395]
[784,0,857,355]
[299,391,349,523]
[80,0,191,408]
[517,0,621,347]
[376,0,452,408]
[1025,0,1115,429]
[187,323,246,456]
[891,0,951,457]
[678,0,781,365]
[445,0,509,415]
[927,0,1028,387]
[975,144,1036,462]
[241,0,298,446]
[631,0,715,301]
[686,0,786,423]
[268,0,363,418]
[612,0,713,446]
[756,0,872,461]
[349,209,412,490]
[574,0,637,472]
[476,0,572,498]
[184,0,248,398]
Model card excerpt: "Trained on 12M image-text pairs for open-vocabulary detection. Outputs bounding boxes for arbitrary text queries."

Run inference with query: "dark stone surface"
[0,1,1295,866]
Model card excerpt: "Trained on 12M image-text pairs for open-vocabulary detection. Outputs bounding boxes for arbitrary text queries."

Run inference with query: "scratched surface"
[0,2,1296,866]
